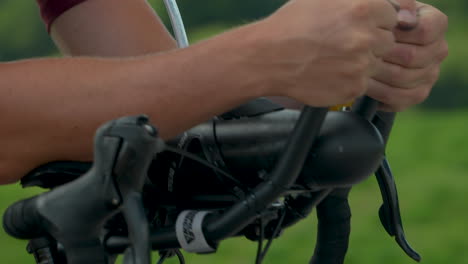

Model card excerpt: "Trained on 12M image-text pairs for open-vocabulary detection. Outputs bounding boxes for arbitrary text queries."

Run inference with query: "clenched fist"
[367,1,449,111]
[251,0,399,107]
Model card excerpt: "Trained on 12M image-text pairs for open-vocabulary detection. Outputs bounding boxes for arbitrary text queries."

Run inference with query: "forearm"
[47,0,300,109]
[0,23,266,184]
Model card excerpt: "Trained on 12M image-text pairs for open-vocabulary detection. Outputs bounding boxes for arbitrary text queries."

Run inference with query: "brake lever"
[375,158,421,262]
[369,110,421,261]
[106,115,164,264]
[353,97,420,261]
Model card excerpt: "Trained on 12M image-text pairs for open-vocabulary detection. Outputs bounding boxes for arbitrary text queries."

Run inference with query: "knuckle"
[378,91,393,106]
[384,31,396,48]
[387,63,402,81]
[385,103,404,112]
[353,83,367,97]
[438,12,449,32]
[438,41,449,62]
[397,46,416,66]
[412,87,431,104]
[378,102,400,112]
[344,33,372,53]
[404,48,416,66]
[417,23,432,44]
[417,11,448,45]
[372,83,402,110]
[429,66,441,84]
[383,94,407,112]
[345,89,364,102]
[350,1,372,19]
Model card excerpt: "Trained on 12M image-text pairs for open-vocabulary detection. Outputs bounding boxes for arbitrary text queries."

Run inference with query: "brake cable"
[162,0,189,48]
[164,145,245,189]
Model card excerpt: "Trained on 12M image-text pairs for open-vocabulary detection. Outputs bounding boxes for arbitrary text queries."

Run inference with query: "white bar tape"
[175,210,215,253]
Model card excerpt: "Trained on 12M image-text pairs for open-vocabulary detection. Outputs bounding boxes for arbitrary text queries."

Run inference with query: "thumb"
[394,0,419,30]
[396,0,417,10]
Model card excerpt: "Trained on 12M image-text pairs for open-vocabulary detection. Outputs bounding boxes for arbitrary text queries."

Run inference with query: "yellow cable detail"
[329,102,353,111]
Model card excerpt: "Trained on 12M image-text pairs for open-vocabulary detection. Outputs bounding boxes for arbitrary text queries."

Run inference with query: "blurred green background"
[0,0,466,263]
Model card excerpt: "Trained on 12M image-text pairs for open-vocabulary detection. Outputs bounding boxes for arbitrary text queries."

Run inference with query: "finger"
[367,79,413,112]
[393,4,448,45]
[371,59,438,88]
[397,9,418,30]
[369,0,398,31]
[395,0,417,10]
[372,28,396,58]
[386,0,401,11]
[383,39,448,68]
[396,0,418,28]
[366,78,430,111]
[388,0,419,30]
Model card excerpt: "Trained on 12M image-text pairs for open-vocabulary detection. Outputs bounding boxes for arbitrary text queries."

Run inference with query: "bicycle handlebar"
[310,188,352,264]
[4,101,394,263]
[199,109,385,189]
[203,106,328,242]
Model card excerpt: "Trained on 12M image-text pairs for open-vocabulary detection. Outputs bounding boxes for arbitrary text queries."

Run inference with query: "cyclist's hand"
[256,0,398,107]
[366,2,449,111]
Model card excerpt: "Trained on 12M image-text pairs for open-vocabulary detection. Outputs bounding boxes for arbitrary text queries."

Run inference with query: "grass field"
[1,109,468,263]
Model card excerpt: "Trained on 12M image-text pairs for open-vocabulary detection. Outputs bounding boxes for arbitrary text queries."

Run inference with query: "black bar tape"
[310,189,351,264]
[3,196,45,239]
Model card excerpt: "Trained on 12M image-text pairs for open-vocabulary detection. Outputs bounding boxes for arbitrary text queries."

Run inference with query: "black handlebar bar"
[310,188,352,264]
[102,102,387,257]
[203,106,328,242]
[195,109,385,190]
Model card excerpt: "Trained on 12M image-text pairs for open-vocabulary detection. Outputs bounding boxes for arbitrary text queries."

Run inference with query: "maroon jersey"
[36,0,89,32]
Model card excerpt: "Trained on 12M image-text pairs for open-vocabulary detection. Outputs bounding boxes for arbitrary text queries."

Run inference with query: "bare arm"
[50,0,177,56]
[3,0,442,184]
[0,24,267,184]
[48,0,303,108]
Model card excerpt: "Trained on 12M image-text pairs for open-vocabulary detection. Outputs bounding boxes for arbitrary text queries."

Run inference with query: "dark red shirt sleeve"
[36,0,90,32]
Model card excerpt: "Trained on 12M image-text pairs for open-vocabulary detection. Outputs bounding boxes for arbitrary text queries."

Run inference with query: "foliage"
[150,0,286,30]
[0,1,56,60]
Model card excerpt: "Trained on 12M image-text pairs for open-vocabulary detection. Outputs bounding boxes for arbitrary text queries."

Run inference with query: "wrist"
[184,20,285,99]
[230,18,314,99]
[201,21,274,99]
[233,20,285,98]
